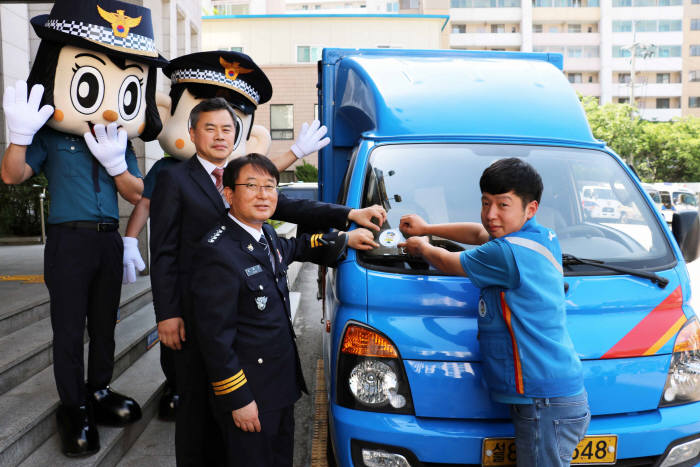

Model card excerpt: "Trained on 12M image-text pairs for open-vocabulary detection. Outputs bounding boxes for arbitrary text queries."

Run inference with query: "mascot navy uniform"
[0,0,166,457]
[122,51,332,421]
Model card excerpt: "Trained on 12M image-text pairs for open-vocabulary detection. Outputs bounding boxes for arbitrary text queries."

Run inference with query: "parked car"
[277,181,319,201]
[580,185,623,221]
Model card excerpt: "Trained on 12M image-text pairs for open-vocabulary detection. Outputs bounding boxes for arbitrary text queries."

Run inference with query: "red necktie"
[212,167,224,196]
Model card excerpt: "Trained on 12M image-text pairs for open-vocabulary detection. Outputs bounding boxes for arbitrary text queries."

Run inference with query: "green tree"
[295,161,318,182]
[580,95,642,167]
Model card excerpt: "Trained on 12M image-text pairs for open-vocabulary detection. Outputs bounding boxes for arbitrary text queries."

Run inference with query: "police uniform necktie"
[212,167,224,197]
[259,234,276,273]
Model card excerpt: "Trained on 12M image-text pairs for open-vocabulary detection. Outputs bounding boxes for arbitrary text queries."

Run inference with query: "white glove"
[290,119,330,159]
[122,237,145,284]
[3,81,54,146]
[84,122,128,176]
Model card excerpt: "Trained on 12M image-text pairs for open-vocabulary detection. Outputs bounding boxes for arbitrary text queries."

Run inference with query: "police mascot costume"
[121,50,330,423]
[0,0,166,457]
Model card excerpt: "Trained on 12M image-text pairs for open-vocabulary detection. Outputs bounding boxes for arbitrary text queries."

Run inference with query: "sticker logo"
[379,229,405,248]
[255,296,268,311]
[478,299,487,318]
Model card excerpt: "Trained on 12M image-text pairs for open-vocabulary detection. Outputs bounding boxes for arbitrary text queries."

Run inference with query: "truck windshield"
[359,143,675,274]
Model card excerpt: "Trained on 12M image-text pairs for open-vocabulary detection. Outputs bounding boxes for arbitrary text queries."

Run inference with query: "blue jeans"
[510,391,590,467]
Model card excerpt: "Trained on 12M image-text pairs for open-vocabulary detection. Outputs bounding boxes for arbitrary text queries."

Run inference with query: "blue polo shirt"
[143,156,180,199]
[25,126,142,224]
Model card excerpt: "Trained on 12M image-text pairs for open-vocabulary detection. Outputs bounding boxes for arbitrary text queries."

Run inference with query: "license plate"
[482,435,617,466]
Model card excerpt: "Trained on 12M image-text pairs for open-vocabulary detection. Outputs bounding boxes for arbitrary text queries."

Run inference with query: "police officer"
[190,153,374,466]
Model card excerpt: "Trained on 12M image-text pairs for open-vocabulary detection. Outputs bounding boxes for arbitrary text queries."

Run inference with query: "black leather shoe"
[158,384,179,421]
[56,404,100,457]
[89,386,142,426]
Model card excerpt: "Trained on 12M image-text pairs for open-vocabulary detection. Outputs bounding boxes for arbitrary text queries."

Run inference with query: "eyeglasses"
[234,183,278,194]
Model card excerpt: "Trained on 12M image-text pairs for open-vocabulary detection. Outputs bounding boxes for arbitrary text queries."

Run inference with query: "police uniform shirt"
[143,156,180,199]
[25,126,142,224]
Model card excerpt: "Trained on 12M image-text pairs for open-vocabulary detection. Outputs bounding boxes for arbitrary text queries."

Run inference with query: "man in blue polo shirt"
[399,158,589,467]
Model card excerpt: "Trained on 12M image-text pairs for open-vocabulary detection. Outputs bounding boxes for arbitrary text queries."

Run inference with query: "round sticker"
[379,229,405,248]
[478,299,487,318]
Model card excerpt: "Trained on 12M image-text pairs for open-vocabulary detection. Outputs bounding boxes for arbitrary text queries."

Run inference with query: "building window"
[656,73,670,84]
[568,73,582,83]
[656,98,670,109]
[297,46,323,63]
[491,24,505,33]
[656,45,681,57]
[618,97,629,104]
[618,72,631,83]
[692,19,700,31]
[612,0,632,6]
[450,0,468,6]
[612,21,632,32]
[452,24,466,33]
[691,45,700,57]
[690,71,700,82]
[690,97,700,108]
[533,24,543,33]
[659,20,681,32]
[583,46,600,57]
[548,26,559,33]
[694,0,700,4]
[270,105,294,140]
[568,24,581,33]
[634,20,656,32]
[612,46,631,58]
[567,46,583,57]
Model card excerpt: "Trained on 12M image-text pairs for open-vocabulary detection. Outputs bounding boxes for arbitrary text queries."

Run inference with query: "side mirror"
[672,211,700,262]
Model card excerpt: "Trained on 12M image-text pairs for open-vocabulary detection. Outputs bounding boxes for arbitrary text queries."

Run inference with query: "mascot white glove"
[290,119,331,159]
[122,237,145,284]
[2,81,54,146]
[84,122,128,177]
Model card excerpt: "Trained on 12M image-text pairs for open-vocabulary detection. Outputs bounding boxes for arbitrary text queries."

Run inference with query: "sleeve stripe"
[214,377,247,395]
[311,233,321,248]
[212,373,246,391]
[212,370,245,388]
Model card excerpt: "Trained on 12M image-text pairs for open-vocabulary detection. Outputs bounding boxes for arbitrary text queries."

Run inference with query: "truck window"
[358,143,675,274]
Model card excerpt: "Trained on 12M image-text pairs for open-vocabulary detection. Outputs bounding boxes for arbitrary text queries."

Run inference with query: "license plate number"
[482,435,617,466]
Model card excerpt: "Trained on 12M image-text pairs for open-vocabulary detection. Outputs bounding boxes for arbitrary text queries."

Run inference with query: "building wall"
[683,0,700,117]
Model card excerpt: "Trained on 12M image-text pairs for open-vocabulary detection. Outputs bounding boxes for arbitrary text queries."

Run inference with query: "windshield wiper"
[562,254,669,288]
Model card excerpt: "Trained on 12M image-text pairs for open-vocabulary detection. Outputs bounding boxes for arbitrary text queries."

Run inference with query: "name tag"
[245,265,263,276]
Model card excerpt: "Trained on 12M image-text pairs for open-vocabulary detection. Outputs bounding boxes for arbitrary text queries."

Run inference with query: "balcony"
[611,82,682,97]
[449,7,521,21]
[637,107,681,121]
[532,7,600,21]
[533,32,600,46]
[450,32,522,47]
[570,82,601,96]
[563,57,601,69]
[611,31,683,46]
[610,6,683,20]
[611,57,681,71]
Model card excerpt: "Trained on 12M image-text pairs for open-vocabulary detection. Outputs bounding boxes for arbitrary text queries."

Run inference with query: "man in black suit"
[150,97,383,466]
[191,153,369,467]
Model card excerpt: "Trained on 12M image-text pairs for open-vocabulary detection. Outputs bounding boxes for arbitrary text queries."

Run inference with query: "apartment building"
[684,0,700,117]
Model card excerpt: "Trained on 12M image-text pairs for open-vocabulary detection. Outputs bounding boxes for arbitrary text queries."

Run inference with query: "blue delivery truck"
[316,48,700,466]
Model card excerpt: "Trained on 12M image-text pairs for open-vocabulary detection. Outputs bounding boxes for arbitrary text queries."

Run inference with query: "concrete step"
[0,283,153,397]
[116,413,175,467]
[19,343,166,467]
[0,303,158,467]
[0,276,152,339]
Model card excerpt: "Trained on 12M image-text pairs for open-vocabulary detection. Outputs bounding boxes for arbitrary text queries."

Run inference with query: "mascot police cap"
[30,0,167,67]
[164,51,272,110]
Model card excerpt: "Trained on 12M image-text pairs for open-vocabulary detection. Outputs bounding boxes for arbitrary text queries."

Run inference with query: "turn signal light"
[673,318,700,353]
[341,325,398,358]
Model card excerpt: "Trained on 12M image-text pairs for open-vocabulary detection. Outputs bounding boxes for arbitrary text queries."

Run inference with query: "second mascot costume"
[1,0,166,457]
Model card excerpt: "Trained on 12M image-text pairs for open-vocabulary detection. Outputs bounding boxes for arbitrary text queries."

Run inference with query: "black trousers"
[44,224,122,407]
[160,342,176,388]
[175,334,226,467]
[215,404,295,467]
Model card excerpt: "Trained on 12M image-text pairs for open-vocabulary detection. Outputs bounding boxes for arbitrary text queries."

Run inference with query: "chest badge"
[247,243,254,251]
[478,298,487,318]
[255,296,268,311]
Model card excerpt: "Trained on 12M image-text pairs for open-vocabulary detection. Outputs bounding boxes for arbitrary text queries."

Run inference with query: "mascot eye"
[70,66,105,114]
[118,75,143,121]
[233,112,243,150]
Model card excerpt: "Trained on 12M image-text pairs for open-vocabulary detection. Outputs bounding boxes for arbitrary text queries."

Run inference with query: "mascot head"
[158,51,273,161]
[26,0,167,141]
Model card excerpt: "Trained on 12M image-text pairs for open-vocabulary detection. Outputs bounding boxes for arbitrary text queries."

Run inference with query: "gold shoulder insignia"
[219,57,254,81]
[97,5,142,38]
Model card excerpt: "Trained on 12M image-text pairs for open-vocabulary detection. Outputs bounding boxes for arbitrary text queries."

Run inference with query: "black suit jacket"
[149,155,351,323]
[190,217,345,413]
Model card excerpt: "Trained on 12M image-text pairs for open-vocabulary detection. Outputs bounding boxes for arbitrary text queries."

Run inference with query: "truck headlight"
[337,322,414,414]
[659,318,700,407]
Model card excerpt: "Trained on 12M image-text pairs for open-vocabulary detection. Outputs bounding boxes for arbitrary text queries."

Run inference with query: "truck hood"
[365,268,684,418]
